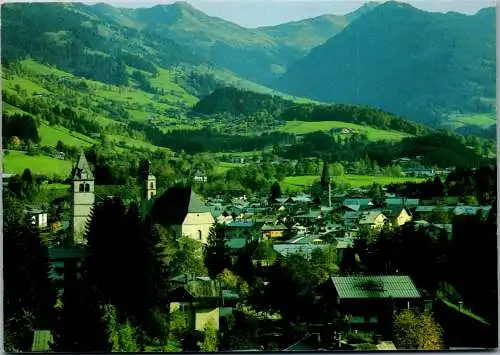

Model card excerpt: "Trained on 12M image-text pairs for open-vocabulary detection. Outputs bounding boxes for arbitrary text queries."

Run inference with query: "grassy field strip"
[3,150,73,177]
[281,174,425,192]
[279,121,412,141]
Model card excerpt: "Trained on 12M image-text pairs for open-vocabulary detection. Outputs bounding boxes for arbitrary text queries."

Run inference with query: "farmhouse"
[321,275,422,336]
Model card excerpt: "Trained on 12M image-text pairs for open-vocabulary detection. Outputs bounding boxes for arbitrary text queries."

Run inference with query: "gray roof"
[225,238,247,250]
[385,198,420,207]
[286,234,324,244]
[227,220,255,228]
[344,198,373,206]
[331,275,421,299]
[273,243,328,257]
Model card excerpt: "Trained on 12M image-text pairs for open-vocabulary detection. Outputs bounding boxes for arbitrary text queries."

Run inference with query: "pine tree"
[3,195,56,351]
[204,223,231,278]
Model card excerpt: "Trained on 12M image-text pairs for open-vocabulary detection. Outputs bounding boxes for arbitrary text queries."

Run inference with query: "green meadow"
[281,174,426,192]
[279,121,412,141]
[38,123,97,147]
[3,150,73,177]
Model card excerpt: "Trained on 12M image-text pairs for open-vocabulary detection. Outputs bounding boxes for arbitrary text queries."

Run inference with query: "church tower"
[142,160,156,200]
[71,151,95,244]
[146,174,157,200]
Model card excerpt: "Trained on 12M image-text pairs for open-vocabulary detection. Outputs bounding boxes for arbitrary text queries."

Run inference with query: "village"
[9,151,496,352]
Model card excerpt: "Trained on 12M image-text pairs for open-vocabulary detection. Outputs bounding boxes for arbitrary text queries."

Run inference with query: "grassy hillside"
[38,123,97,147]
[279,121,412,141]
[441,113,496,130]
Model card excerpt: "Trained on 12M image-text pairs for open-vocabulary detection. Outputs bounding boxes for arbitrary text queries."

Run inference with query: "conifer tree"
[205,223,231,278]
[3,195,56,351]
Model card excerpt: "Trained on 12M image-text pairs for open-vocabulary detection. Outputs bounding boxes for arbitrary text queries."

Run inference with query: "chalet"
[261,224,288,240]
[322,275,422,336]
[169,277,222,331]
[152,187,215,244]
[25,206,48,229]
[193,170,207,183]
[358,211,387,230]
[382,206,412,227]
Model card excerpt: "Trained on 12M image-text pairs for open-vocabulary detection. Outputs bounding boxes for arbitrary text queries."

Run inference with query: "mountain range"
[1,1,496,128]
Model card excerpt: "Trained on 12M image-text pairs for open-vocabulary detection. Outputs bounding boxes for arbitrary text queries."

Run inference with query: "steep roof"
[152,187,211,225]
[71,151,94,180]
[359,211,386,224]
[331,275,421,299]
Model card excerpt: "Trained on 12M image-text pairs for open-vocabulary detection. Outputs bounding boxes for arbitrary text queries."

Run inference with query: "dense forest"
[279,130,493,169]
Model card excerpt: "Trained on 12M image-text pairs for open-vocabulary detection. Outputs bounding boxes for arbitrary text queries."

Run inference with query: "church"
[48,151,213,287]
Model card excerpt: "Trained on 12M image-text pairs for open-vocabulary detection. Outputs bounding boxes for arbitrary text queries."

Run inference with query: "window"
[150,191,154,198]
[150,182,154,189]
[198,230,202,240]
[84,183,90,192]
[79,184,84,192]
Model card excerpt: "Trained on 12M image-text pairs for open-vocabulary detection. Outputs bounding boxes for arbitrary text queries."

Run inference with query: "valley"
[1,0,497,353]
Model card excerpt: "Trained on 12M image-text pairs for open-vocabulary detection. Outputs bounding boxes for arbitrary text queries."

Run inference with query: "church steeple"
[71,150,95,244]
[142,160,156,200]
[72,150,94,181]
[320,160,330,187]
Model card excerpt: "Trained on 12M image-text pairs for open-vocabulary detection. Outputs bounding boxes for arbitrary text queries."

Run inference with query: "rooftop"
[331,275,421,299]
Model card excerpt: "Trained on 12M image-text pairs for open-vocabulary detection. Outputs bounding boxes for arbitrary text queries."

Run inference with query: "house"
[333,237,355,262]
[384,198,420,209]
[383,206,412,227]
[152,187,215,244]
[358,211,387,230]
[344,211,362,229]
[286,234,325,244]
[261,224,288,240]
[295,209,322,222]
[53,151,66,160]
[25,206,48,229]
[322,275,422,336]
[2,173,14,188]
[169,277,222,331]
[48,246,88,296]
[226,220,256,240]
[343,199,373,211]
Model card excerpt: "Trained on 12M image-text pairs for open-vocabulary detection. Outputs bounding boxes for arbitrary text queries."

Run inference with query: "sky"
[2,0,496,27]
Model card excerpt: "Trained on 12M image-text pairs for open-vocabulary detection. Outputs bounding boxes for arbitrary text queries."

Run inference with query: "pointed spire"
[321,160,330,187]
[72,150,94,180]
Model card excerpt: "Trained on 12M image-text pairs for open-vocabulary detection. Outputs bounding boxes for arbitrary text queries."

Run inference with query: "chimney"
[458,300,464,311]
